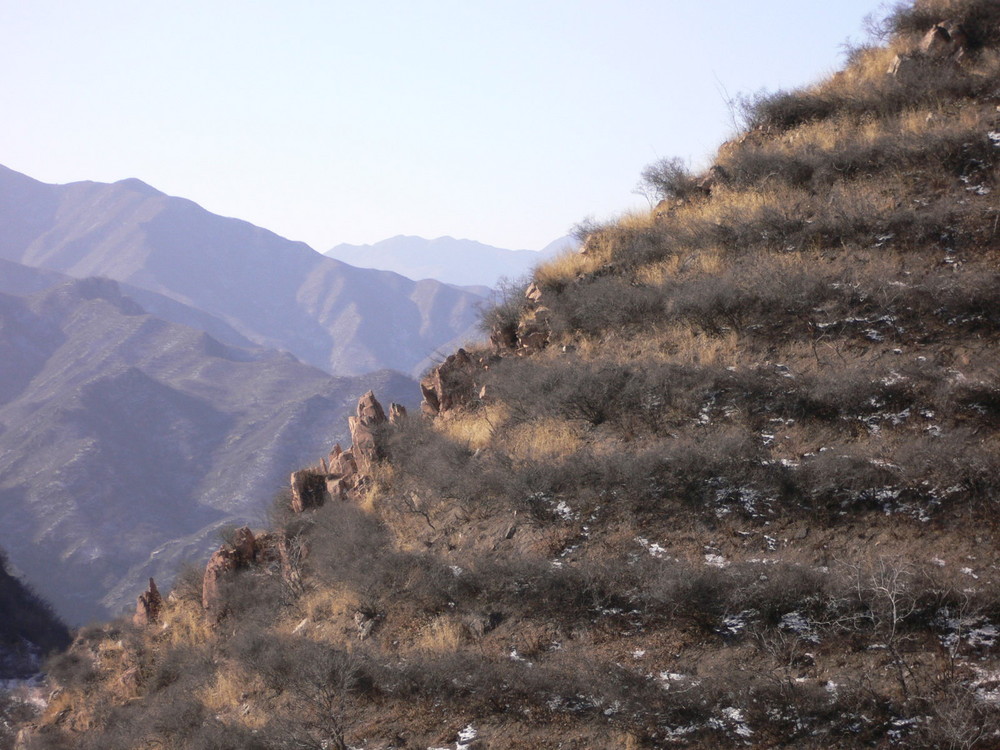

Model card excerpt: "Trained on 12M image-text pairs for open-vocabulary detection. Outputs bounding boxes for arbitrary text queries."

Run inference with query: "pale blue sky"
[2,1,884,251]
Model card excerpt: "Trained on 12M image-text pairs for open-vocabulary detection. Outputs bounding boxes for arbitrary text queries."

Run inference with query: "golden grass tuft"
[534,247,607,287]
[160,596,214,646]
[196,665,268,728]
[412,615,467,653]
[436,403,509,451]
[505,418,584,462]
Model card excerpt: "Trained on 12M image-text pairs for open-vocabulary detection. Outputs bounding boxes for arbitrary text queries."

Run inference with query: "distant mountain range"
[0,263,420,623]
[326,234,575,288]
[0,165,487,377]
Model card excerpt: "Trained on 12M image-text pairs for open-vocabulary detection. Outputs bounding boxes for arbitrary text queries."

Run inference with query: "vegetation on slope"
[17,1,1000,747]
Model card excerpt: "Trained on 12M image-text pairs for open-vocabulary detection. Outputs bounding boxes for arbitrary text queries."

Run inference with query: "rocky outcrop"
[132,578,162,627]
[920,21,968,59]
[287,391,398,512]
[349,390,388,475]
[290,469,328,513]
[201,527,281,612]
[485,281,553,357]
[889,19,970,77]
[421,349,475,415]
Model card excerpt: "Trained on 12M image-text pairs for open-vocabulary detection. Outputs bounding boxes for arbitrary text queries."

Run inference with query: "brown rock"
[201,526,259,611]
[290,468,329,513]
[389,402,407,424]
[516,306,551,353]
[696,165,729,195]
[132,578,162,627]
[420,348,480,416]
[524,281,544,304]
[920,22,967,59]
[349,391,388,474]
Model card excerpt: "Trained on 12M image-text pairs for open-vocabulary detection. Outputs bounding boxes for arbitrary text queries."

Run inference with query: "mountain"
[21,1,1000,748]
[0,167,487,377]
[326,234,574,288]
[0,268,420,624]
[0,548,69,680]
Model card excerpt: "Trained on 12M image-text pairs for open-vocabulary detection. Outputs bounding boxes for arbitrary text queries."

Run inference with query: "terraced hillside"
[18,1,1000,748]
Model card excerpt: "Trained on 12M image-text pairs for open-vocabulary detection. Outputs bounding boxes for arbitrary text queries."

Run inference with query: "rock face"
[890,18,969,77]
[290,469,328,513]
[132,578,162,627]
[201,527,280,612]
[350,390,388,475]
[421,349,476,416]
[285,391,398,515]
[388,403,407,424]
[920,22,968,59]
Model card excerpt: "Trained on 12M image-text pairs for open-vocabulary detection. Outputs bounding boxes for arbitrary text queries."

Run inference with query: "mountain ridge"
[0,165,486,377]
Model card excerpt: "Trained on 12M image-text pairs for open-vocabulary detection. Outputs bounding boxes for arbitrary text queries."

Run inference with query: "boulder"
[920,22,968,59]
[420,349,480,416]
[132,578,162,627]
[290,468,328,513]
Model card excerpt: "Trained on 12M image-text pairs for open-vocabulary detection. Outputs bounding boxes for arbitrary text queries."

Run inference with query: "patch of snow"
[553,500,577,521]
[717,610,753,637]
[636,537,668,559]
[780,611,820,644]
[704,553,728,568]
[456,725,478,750]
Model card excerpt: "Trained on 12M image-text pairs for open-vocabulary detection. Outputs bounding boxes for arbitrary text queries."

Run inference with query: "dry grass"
[160,597,214,647]
[503,417,585,462]
[196,665,268,728]
[412,615,467,653]
[534,247,607,287]
[435,403,508,451]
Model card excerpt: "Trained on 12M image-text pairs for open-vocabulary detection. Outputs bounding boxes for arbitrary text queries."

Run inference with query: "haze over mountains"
[0,164,506,624]
[0,264,420,623]
[0,165,486,377]
[326,234,575,288]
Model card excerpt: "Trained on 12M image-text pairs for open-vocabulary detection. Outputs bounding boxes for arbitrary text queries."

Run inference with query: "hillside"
[0,549,68,680]
[0,166,486,377]
[326,235,574,288]
[0,271,419,624]
[17,1,1000,748]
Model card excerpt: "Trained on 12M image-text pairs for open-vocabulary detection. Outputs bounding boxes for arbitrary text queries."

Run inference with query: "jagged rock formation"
[132,579,162,627]
[287,390,406,513]
[201,527,284,612]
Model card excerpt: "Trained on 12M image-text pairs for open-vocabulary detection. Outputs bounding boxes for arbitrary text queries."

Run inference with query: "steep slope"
[0,277,419,624]
[0,167,486,376]
[326,234,573,288]
[21,2,1000,748]
[0,549,69,680]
